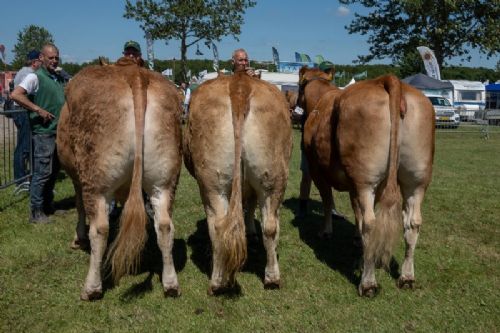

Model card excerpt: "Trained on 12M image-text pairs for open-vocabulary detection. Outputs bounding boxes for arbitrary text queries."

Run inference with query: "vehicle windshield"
[428,96,452,106]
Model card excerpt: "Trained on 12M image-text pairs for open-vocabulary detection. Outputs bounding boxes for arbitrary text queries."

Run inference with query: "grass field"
[1,127,499,333]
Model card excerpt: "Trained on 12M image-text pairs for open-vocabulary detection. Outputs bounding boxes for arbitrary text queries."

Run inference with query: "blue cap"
[27,50,40,61]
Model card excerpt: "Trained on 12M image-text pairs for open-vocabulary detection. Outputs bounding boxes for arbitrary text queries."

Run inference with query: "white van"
[425,94,460,129]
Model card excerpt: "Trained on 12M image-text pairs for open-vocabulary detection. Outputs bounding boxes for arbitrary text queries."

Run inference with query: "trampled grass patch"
[1,128,499,332]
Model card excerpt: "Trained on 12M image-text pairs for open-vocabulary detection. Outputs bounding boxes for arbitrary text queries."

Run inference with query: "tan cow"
[184,72,292,294]
[57,57,183,300]
[298,67,434,296]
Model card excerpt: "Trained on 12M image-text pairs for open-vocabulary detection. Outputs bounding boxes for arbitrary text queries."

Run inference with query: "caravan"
[446,80,486,121]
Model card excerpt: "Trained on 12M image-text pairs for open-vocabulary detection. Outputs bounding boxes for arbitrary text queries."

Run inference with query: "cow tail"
[218,74,249,285]
[107,68,149,283]
[367,75,403,268]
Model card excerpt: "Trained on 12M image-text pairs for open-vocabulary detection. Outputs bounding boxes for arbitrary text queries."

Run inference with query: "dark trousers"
[12,111,31,183]
[30,134,60,210]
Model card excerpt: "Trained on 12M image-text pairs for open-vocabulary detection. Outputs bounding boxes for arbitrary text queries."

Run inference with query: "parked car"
[426,95,460,129]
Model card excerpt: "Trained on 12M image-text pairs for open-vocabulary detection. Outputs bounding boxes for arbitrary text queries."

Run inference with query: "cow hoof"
[264,279,281,290]
[70,237,90,251]
[80,289,103,301]
[164,287,181,298]
[358,284,379,298]
[397,277,415,290]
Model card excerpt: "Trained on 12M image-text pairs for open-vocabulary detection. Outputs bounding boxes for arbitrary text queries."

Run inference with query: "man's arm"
[10,80,55,122]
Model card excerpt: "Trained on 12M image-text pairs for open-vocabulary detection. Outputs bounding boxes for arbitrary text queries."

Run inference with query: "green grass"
[1,128,499,333]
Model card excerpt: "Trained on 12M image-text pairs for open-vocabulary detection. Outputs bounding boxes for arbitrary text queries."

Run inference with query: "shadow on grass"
[81,206,188,300]
[187,218,267,296]
[282,197,401,288]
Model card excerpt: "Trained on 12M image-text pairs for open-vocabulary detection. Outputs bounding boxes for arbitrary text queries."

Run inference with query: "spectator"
[297,61,344,222]
[122,40,144,67]
[180,82,191,120]
[11,50,42,192]
[11,44,66,224]
[231,48,258,77]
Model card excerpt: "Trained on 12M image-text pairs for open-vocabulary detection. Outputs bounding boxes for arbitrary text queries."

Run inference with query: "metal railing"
[0,108,32,191]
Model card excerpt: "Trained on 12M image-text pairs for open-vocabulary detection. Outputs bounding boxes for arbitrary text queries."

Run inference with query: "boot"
[30,208,51,224]
[297,199,308,218]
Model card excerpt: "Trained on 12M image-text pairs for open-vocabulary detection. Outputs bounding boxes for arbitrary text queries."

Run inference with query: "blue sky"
[0,0,497,69]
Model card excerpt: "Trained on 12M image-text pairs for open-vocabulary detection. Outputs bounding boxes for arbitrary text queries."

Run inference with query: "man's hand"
[37,108,55,122]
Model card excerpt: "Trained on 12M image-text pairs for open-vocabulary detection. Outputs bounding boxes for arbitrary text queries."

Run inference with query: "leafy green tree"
[339,0,499,68]
[12,25,55,70]
[124,0,256,81]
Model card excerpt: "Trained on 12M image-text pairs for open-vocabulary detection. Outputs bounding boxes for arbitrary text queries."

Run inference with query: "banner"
[417,46,441,80]
[0,44,5,61]
[272,47,280,66]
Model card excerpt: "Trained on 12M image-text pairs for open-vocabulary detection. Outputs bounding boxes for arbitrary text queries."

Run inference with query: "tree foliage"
[124,0,256,81]
[12,25,55,70]
[339,0,500,68]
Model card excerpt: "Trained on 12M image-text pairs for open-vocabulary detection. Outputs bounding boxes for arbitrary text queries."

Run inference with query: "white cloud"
[337,6,350,16]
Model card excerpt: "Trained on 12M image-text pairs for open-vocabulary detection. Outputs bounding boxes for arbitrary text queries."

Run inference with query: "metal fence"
[0,108,32,192]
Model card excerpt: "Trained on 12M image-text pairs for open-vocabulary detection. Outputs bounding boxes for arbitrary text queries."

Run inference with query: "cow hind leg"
[244,187,258,244]
[205,193,232,294]
[70,181,89,251]
[81,195,109,301]
[150,187,180,297]
[398,186,424,289]
[357,189,379,297]
[315,180,334,239]
[259,193,282,289]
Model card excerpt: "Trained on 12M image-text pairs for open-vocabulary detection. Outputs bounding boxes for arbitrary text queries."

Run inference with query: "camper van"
[446,80,486,121]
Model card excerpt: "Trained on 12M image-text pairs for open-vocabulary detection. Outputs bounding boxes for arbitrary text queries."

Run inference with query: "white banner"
[417,46,441,80]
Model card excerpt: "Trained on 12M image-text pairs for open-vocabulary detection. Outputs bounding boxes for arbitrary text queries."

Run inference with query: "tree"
[124,0,256,82]
[12,25,55,70]
[339,0,499,68]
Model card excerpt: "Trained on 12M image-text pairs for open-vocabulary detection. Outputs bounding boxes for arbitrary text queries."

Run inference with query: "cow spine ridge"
[107,67,150,283]
[219,73,249,284]
[366,75,403,268]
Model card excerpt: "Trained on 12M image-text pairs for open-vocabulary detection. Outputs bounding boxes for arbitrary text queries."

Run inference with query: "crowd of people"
[5,42,344,224]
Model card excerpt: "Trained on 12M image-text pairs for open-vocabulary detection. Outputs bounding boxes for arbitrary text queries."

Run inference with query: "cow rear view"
[57,58,183,300]
[184,72,292,294]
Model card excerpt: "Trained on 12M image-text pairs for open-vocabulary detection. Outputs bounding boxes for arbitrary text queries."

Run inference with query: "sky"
[0,0,498,69]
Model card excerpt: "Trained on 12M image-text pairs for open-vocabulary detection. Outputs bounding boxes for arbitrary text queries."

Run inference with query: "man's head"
[26,50,42,69]
[232,48,249,72]
[123,40,142,60]
[40,44,60,74]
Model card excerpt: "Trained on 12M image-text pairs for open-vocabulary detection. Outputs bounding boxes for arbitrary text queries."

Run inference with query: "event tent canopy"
[402,73,453,90]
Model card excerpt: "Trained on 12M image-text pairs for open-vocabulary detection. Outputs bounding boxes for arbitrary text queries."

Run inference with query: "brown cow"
[184,72,292,294]
[298,67,434,296]
[57,57,183,300]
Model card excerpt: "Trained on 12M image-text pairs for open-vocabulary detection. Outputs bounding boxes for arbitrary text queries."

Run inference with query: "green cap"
[123,40,141,53]
[318,61,334,72]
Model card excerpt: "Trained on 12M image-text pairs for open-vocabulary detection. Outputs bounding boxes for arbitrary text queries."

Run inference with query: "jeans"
[12,110,31,183]
[30,134,60,210]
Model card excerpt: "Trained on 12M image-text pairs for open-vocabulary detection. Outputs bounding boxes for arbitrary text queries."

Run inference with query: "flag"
[295,52,301,62]
[417,46,441,80]
[212,42,219,72]
[0,44,5,61]
[314,55,325,65]
[272,47,280,66]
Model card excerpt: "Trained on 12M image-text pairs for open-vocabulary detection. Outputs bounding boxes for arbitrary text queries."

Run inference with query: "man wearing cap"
[297,60,344,221]
[11,50,42,192]
[11,44,66,223]
[122,40,144,66]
